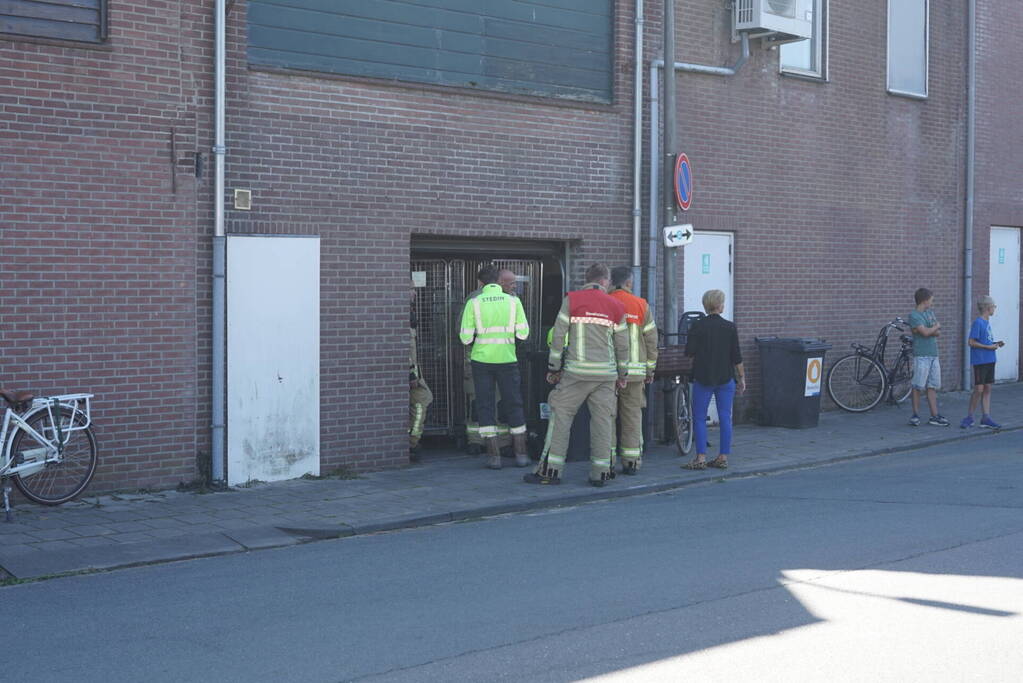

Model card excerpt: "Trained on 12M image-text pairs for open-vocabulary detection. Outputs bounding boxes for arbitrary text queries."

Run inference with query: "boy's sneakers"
[960,416,974,429]
[908,415,921,427]
[928,415,951,427]
[979,416,1002,430]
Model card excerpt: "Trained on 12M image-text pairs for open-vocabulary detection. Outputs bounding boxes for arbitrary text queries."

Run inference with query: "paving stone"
[65,525,116,537]
[221,525,305,550]
[23,528,82,542]
[29,540,79,552]
[140,517,192,530]
[105,521,156,534]
[0,533,244,579]
[67,536,120,548]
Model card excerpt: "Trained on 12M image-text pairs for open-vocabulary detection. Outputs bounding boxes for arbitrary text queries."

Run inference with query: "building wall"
[651,1,968,418]
[0,1,204,491]
[2,1,1020,490]
[973,1,1023,373]
[217,0,637,472]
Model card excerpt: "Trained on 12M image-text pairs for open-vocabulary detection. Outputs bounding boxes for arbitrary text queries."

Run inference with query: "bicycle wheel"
[11,408,98,505]
[826,354,887,413]
[887,353,913,404]
[673,382,694,456]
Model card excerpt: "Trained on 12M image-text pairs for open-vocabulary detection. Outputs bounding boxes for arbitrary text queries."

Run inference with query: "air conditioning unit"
[734,0,814,43]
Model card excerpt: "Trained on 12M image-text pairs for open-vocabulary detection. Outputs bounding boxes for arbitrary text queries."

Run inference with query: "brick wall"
[646,1,970,418]
[973,1,1023,373]
[2,1,1019,490]
[216,0,637,472]
[1,2,203,491]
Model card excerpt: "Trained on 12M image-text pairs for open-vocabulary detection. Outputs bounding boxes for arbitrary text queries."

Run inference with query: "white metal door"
[989,227,1020,382]
[227,235,320,485]
[683,233,734,425]
[684,232,734,320]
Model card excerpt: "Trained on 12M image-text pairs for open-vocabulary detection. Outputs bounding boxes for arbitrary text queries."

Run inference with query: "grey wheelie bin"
[756,337,831,428]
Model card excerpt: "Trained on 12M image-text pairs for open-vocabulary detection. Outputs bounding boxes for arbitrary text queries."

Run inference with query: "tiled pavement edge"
[3,384,1021,580]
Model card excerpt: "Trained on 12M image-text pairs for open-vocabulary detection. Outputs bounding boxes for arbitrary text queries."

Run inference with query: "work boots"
[523,460,560,485]
[512,433,530,468]
[484,438,502,470]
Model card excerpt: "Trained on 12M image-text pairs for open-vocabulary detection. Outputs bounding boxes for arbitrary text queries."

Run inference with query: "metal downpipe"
[631,0,645,293]
[661,0,678,336]
[962,0,976,390]
[211,0,227,485]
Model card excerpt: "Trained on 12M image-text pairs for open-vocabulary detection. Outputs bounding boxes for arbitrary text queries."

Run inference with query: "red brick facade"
[1,1,1019,490]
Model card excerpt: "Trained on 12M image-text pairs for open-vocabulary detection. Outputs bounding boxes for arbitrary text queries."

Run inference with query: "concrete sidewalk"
[2,384,1020,581]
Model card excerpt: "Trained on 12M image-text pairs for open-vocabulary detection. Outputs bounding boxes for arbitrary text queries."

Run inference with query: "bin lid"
[755,336,831,352]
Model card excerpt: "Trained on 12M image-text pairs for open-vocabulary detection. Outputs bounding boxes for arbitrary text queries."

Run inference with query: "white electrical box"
[734,0,814,42]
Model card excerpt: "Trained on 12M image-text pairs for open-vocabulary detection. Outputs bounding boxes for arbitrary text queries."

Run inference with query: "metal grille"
[412,258,544,435]
[736,0,754,25]
[411,260,460,432]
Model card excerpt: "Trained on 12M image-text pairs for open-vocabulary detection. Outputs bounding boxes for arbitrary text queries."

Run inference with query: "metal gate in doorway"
[411,258,543,437]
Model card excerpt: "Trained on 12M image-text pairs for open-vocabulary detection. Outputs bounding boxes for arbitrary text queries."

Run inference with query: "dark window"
[248,0,613,103]
[1,0,108,43]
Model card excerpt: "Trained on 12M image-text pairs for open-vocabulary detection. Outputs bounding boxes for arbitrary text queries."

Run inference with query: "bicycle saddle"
[0,389,34,406]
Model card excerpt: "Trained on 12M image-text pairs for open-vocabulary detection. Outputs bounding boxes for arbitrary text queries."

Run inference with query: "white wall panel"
[227,236,320,485]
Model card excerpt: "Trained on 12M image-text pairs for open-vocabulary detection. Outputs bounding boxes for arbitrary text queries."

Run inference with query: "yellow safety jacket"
[459,283,529,364]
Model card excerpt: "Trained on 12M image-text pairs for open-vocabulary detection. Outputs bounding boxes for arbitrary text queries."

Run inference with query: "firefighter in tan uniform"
[409,283,433,461]
[525,263,630,487]
[608,266,658,475]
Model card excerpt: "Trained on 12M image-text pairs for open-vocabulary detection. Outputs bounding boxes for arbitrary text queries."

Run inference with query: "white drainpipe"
[962,0,976,391]
[211,0,227,484]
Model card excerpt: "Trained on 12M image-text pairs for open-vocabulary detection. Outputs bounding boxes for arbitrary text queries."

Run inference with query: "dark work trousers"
[471,360,526,431]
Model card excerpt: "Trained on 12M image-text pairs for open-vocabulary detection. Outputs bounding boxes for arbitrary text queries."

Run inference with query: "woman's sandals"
[682,459,706,470]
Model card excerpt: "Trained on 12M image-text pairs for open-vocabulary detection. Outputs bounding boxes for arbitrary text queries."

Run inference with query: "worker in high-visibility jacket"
[526,263,630,487]
[459,264,530,469]
[409,283,433,461]
[462,270,512,454]
[608,266,658,475]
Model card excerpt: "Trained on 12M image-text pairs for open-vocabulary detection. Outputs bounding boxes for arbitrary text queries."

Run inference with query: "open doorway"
[410,237,566,459]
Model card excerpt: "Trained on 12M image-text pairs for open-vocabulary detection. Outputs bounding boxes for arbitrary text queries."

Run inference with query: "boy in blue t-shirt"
[961,295,1005,429]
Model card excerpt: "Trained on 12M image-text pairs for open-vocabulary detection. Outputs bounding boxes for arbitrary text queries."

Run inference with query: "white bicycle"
[1,389,98,519]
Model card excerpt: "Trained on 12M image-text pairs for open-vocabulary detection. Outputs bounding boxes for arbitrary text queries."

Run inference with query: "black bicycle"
[655,312,705,455]
[826,318,914,413]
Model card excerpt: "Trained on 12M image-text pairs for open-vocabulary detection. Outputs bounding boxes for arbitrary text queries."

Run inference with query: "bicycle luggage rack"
[34,393,93,434]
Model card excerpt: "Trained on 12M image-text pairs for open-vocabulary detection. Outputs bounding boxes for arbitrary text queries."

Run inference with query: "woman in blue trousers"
[682,289,745,469]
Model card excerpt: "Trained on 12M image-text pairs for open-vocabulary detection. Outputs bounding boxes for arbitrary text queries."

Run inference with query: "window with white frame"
[887,0,929,98]
[780,0,826,78]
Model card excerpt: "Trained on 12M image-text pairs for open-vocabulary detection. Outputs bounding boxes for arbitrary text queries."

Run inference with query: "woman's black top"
[685,314,742,386]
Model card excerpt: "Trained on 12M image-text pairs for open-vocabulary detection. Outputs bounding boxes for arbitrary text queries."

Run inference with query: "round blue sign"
[674,153,692,211]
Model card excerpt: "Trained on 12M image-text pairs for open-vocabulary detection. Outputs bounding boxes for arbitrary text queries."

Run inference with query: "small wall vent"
[233,189,252,210]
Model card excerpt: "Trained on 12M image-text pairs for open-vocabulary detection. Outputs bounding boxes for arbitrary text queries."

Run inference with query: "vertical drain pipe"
[647,63,660,312]
[962,0,976,391]
[211,0,227,485]
[661,0,678,336]
[631,0,645,293]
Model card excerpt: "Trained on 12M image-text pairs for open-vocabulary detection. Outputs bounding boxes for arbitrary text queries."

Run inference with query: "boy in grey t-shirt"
[907,287,949,426]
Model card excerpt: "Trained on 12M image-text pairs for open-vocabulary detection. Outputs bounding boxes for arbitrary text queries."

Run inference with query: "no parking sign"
[674,153,693,211]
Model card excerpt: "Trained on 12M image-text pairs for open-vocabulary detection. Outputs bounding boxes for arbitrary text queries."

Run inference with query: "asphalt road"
[4,431,1023,682]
